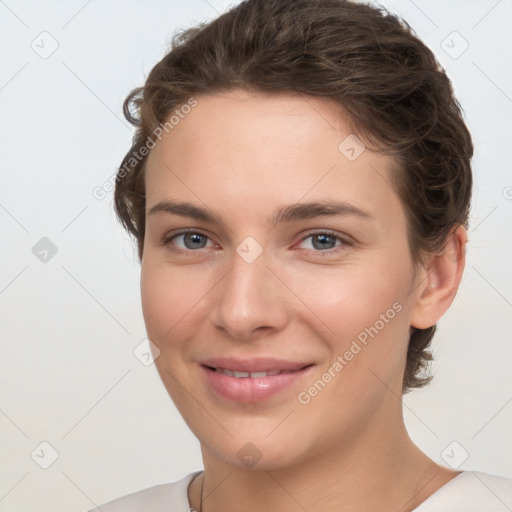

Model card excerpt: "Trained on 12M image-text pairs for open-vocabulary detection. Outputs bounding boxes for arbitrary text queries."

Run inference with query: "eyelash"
[161,229,352,254]
[298,230,352,253]
[160,230,216,254]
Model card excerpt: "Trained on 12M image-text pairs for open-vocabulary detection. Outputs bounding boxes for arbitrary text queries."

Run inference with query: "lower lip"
[200,364,314,403]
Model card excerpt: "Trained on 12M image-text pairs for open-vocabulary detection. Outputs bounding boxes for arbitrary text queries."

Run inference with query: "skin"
[141,89,467,512]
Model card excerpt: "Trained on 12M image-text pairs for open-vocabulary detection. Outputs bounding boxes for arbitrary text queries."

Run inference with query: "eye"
[165,231,214,250]
[298,232,346,251]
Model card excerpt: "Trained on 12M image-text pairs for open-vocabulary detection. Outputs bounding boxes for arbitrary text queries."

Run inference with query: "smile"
[211,367,299,378]
[201,363,315,403]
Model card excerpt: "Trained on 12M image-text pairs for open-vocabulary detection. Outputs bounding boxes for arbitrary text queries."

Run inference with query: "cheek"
[140,259,204,414]
[289,258,413,380]
[140,257,208,340]
[287,268,412,441]
[140,263,170,339]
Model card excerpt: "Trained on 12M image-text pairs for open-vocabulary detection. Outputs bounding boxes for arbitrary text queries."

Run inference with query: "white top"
[87,470,512,511]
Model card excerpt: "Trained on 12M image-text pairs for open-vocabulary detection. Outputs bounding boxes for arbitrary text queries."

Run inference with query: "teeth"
[213,368,289,378]
[249,371,267,378]
[215,368,234,376]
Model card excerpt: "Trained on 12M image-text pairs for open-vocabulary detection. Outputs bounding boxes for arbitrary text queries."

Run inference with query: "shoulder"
[414,471,512,511]
[86,471,202,512]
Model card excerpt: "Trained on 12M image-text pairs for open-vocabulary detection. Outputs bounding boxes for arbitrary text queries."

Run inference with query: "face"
[141,90,421,470]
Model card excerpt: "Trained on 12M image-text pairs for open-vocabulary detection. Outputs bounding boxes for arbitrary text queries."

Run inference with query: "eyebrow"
[272,201,373,224]
[148,200,221,223]
[147,199,373,224]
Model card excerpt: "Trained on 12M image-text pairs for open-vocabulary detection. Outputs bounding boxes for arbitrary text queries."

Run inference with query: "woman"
[90,0,512,510]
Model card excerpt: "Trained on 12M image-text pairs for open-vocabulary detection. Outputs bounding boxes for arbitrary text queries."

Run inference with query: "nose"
[210,250,289,341]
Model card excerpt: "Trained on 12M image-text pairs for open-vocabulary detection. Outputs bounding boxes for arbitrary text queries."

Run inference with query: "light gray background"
[1,0,511,510]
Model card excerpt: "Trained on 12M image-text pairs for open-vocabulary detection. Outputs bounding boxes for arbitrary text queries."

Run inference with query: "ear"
[410,225,467,329]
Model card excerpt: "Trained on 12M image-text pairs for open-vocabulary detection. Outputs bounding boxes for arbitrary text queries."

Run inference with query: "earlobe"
[410,225,467,330]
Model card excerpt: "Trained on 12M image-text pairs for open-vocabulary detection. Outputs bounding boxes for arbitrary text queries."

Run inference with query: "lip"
[201,357,311,373]
[200,357,315,403]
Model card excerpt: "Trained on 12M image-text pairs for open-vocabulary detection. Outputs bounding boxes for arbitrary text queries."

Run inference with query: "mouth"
[204,365,312,378]
[200,362,315,403]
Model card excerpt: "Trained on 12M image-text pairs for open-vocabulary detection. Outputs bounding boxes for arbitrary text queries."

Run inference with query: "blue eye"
[169,232,213,250]
[299,233,344,251]
[163,231,348,253]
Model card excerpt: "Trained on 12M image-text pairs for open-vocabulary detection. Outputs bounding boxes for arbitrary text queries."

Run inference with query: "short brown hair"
[114,0,473,392]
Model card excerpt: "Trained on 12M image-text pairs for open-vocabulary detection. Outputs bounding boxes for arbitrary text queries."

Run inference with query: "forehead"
[144,90,403,224]
[148,89,360,167]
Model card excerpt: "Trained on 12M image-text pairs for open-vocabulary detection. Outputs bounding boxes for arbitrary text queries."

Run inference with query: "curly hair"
[113,0,473,393]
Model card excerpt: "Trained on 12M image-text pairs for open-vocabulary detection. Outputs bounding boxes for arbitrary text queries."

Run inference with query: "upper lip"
[201,357,313,372]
